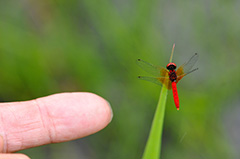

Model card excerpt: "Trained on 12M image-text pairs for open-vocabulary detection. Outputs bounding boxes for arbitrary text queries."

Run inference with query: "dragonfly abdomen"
[171,82,179,110]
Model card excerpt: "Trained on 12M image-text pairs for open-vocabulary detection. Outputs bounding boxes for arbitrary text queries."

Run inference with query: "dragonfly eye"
[166,63,177,70]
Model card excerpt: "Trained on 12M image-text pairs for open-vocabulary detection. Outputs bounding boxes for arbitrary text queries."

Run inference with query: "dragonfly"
[137,46,199,110]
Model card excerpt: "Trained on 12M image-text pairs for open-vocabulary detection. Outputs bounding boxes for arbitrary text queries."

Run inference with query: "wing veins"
[137,59,168,77]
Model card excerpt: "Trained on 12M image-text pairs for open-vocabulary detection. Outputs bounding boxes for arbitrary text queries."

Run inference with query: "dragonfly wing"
[176,53,199,76]
[176,68,199,83]
[137,59,168,77]
[159,77,172,90]
[138,76,172,90]
[176,66,184,76]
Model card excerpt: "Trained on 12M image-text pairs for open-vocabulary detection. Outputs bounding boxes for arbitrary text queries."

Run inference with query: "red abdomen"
[171,82,179,110]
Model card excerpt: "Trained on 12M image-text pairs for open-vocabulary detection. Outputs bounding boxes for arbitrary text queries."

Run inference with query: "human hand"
[0,92,113,159]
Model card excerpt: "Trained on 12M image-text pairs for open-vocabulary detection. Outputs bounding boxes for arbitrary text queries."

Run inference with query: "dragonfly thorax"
[169,70,177,82]
[166,62,177,70]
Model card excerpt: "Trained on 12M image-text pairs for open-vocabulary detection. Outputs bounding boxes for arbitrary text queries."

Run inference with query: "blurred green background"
[0,0,240,159]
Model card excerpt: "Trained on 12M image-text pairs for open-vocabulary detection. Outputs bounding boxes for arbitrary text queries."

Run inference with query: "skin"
[0,92,113,159]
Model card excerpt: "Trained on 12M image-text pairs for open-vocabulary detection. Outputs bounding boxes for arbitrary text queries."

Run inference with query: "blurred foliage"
[0,0,240,159]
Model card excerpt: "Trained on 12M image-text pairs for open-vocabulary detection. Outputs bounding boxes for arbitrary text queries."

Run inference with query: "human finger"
[0,92,112,152]
[0,153,30,159]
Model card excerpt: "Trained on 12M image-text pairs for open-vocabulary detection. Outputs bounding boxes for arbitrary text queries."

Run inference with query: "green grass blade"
[169,43,175,63]
[142,85,168,159]
[142,44,175,159]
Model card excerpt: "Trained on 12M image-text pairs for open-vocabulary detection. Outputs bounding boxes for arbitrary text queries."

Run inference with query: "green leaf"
[142,85,168,159]
[142,43,175,159]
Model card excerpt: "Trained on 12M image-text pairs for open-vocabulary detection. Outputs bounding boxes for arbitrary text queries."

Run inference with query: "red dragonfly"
[137,46,199,110]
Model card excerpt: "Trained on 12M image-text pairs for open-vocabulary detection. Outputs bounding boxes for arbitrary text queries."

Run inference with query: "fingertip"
[67,92,113,138]
[72,92,113,124]
[0,153,30,159]
[15,154,31,159]
[82,92,113,128]
[36,92,113,142]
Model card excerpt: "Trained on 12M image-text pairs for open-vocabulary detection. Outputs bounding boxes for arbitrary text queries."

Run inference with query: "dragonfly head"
[166,62,177,70]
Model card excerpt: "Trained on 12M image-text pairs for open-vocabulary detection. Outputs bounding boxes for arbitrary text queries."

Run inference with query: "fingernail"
[107,101,113,122]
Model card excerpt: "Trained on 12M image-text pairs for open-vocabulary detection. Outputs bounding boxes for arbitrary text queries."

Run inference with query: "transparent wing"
[138,76,172,90]
[176,68,199,83]
[137,59,168,77]
[176,53,199,76]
